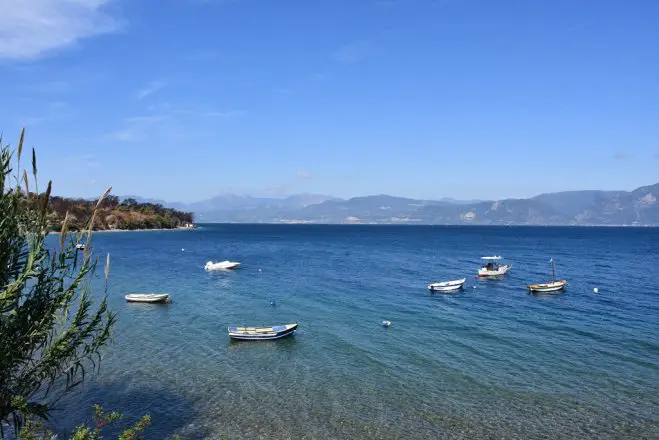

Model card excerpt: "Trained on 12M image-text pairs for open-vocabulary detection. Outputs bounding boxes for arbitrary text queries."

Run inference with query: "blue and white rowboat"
[228,323,298,341]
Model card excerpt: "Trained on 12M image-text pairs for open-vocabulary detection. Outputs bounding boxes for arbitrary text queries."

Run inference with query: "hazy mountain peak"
[116,183,659,225]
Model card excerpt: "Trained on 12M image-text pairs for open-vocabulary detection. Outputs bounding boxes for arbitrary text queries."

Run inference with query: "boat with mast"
[528,257,567,293]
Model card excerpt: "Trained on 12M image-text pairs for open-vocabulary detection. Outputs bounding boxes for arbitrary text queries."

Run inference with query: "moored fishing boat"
[528,257,567,293]
[478,256,512,277]
[228,323,298,340]
[204,260,240,271]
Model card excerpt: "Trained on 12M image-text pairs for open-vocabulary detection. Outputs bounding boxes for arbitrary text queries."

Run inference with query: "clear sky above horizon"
[1,0,658,202]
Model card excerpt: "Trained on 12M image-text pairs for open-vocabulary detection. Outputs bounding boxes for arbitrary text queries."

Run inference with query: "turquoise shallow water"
[52,225,658,439]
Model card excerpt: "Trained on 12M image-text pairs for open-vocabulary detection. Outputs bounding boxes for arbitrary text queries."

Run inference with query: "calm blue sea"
[52,225,658,439]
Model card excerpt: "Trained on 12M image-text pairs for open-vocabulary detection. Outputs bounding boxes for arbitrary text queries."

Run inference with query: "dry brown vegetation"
[21,194,194,231]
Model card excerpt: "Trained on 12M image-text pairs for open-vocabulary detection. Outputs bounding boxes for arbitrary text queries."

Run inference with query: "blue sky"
[1,0,658,202]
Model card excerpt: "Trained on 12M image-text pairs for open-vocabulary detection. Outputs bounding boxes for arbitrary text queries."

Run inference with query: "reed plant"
[0,129,116,438]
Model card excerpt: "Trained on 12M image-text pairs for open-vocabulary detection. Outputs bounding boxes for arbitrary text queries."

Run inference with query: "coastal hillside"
[45,195,194,231]
[139,183,659,226]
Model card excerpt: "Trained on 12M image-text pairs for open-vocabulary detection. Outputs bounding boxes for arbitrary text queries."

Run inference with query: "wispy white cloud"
[136,80,168,100]
[66,153,101,169]
[125,115,170,124]
[15,100,77,127]
[0,0,122,61]
[104,114,168,142]
[15,116,45,127]
[104,105,244,142]
[333,40,374,64]
[204,109,247,118]
[106,127,139,142]
[296,171,312,180]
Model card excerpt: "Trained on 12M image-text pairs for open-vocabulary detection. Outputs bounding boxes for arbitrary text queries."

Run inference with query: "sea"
[50,224,658,439]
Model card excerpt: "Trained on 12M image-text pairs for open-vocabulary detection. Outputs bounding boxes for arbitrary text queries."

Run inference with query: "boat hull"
[428,278,466,292]
[478,264,512,277]
[228,323,298,341]
[205,261,241,271]
[528,280,567,293]
[125,293,170,303]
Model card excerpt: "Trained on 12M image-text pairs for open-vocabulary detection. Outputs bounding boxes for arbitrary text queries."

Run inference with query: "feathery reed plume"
[105,253,111,280]
[22,169,29,195]
[41,180,52,216]
[17,127,24,160]
[60,211,70,251]
[31,147,39,195]
[31,147,37,177]
[16,127,25,190]
[16,128,25,188]
[85,186,112,256]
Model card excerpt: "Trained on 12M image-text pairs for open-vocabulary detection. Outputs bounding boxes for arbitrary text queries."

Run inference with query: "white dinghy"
[125,293,170,303]
[428,278,466,293]
[204,260,241,271]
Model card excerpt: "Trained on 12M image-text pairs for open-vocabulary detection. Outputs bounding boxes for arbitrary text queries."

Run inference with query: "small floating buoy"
[270,299,276,307]
[258,268,262,272]
[382,320,392,328]
[593,287,599,293]
[181,248,185,252]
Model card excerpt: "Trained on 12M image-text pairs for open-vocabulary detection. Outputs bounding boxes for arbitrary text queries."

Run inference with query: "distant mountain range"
[119,183,659,225]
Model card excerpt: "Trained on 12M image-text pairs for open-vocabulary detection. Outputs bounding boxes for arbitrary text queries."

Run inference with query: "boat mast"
[550,257,555,282]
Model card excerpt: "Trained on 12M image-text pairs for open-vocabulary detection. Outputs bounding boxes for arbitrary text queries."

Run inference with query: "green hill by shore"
[42,195,194,231]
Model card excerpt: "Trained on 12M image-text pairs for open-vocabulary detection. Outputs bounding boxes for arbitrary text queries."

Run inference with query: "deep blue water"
[52,225,658,439]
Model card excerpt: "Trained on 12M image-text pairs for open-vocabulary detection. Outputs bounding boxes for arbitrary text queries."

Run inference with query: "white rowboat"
[428,278,466,292]
[125,293,170,303]
[228,323,298,340]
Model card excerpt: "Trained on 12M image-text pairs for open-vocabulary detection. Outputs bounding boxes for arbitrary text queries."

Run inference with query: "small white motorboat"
[204,260,241,271]
[478,256,512,277]
[75,243,85,251]
[125,293,170,303]
[428,278,466,292]
[528,257,567,293]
